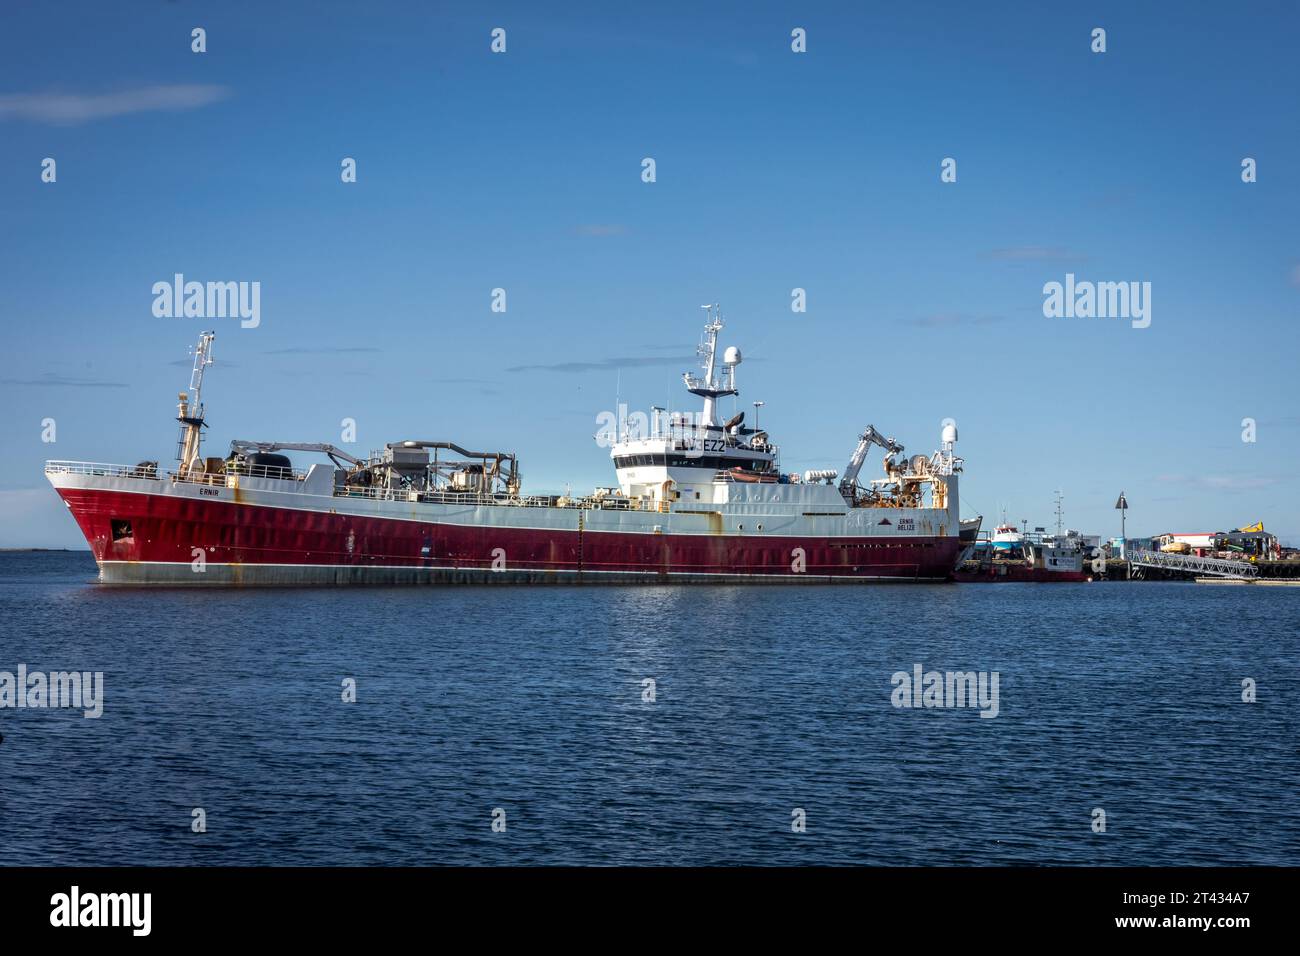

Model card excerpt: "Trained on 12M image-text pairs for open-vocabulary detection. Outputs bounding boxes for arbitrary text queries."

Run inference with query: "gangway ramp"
[1128,549,1258,580]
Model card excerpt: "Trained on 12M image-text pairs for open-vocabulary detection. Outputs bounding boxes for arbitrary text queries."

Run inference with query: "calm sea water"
[1,550,1297,866]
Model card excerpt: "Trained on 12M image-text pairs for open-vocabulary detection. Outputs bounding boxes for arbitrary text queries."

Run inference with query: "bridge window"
[613,453,771,471]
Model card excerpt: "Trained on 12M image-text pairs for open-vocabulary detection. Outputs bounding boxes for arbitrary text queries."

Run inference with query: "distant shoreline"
[0,548,83,552]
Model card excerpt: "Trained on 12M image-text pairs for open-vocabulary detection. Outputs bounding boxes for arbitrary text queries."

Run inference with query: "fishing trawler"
[989,520,1025,554]
[46,308,973,585]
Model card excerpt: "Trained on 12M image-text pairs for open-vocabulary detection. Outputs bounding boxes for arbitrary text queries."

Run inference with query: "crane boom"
[176,330,216,474]
[229,440,363,467]
[839,425,903,495]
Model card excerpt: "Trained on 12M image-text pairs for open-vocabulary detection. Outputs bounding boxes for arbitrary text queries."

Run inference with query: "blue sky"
[2,0,1298,548]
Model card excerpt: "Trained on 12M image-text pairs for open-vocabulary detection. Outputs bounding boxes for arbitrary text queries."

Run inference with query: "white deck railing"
[44,459,666,512]
[45,460,306,483]
[45,460,162,479]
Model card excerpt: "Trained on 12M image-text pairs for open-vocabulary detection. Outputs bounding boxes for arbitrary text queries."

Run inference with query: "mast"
[176,331,216,474]
[683,304,737,427]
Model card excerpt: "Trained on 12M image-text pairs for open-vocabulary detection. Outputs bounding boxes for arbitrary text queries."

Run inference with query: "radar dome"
[941,422,958,444]
[723,346,742,365]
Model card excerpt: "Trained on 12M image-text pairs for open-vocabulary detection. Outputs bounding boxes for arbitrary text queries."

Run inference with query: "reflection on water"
[0,551,1297,866]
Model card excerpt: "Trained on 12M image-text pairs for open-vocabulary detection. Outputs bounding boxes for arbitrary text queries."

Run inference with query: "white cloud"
[1,373,127,388]
[1199,475,1280,490]
[574,224,629,237]
[909,313,1003,328]
[0,84,231,125]
[985,246,1086,261]
[1156,473,1281,490]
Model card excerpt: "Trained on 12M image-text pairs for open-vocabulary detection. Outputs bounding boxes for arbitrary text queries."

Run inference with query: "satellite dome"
[941,422,958,444]
[723,346,742,365]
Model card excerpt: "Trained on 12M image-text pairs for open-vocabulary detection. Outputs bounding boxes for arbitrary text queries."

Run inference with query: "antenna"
[683,303,733,427]
[1054,489,1064,537]
[1114,490,1129,561]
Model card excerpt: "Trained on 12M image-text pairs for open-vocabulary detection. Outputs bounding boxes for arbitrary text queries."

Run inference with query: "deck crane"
[838,425,903,501]
[175,330,216,475]
[228,440,364,468]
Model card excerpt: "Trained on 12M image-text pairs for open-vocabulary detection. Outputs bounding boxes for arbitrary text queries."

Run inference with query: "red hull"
[57,487,963,584]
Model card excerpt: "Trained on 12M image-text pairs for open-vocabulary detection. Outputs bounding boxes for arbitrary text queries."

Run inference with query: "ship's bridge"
[607,307,779,506]
[610,417,777,504]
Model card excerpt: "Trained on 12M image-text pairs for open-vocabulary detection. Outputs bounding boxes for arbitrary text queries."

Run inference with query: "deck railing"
[45,460,162,479]
[44,459,665,512]
[45,460,308,483]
